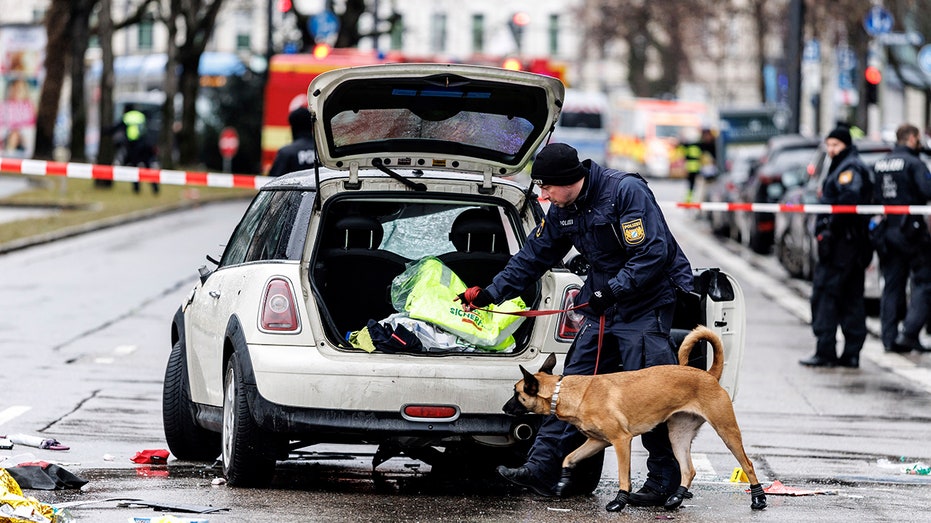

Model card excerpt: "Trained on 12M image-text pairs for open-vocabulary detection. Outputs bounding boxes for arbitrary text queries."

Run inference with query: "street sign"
[863,6,894,37]
[310,11,339,42]
[219,127,239,159]
[919,44,931,75]
[803,39,820,62]
[878,31,924,47]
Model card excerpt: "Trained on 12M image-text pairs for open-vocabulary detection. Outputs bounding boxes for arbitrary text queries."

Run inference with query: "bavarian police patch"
[838,170,853,185]
[621,219,645,245]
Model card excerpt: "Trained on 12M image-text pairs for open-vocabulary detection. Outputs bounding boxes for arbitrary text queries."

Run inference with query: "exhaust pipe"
[512,423,534,441]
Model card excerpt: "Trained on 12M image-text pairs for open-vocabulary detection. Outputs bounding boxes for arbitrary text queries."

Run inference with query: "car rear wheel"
[221,352,277,487]
[162,339,221,461]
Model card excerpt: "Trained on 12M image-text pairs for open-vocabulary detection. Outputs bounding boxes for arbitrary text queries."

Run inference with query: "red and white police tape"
[0,157,270,190]
[675,201,931,215]
[3,156,930,216]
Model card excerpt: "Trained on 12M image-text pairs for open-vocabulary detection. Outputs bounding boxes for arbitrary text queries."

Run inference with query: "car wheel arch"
[222,314,256,388]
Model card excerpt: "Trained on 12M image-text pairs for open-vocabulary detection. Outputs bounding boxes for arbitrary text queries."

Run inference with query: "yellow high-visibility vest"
[123,110,146,141]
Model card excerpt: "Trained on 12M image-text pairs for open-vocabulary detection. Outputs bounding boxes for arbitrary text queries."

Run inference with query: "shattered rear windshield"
[331,108,533,155]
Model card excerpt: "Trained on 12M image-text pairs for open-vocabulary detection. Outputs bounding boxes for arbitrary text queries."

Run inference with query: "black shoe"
[628,485,669,507]
[838,355,859,368]
[799,355,837,367]
[894,334,927,353]
[885,344,911,353]
[496,465,554,497]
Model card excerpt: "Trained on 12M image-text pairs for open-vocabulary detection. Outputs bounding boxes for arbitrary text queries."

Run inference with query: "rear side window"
[221,190,311,267]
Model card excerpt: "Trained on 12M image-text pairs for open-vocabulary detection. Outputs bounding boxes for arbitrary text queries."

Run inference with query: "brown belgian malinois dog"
[503,325,767,512]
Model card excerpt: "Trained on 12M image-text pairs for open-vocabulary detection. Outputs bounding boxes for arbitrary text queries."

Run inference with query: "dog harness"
[550,376,564,413]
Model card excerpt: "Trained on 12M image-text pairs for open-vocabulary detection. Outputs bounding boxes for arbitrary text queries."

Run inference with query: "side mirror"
[197,264,213,284]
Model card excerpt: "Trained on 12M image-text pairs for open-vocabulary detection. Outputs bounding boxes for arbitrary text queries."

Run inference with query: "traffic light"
[508,12,529,52]
[865,65,881,105]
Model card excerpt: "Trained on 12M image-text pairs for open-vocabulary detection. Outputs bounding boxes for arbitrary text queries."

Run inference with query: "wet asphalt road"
[2,178,931,522]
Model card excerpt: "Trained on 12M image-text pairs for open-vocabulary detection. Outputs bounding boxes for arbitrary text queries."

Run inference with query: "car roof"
[307,63,565,182]
[766,134,820,150]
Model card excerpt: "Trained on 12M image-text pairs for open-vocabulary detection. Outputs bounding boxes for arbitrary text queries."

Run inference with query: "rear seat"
[315,215,408,335]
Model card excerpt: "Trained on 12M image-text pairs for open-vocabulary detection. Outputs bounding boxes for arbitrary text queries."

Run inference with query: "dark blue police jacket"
[486,161,694,321]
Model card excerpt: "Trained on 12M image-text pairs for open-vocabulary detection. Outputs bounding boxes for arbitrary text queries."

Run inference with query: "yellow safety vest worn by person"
[684,143,702,175]
[391,256,525,350]
[123,110,146,141]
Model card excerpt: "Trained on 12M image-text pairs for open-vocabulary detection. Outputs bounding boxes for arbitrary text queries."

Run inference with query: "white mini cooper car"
[162,63,747,487]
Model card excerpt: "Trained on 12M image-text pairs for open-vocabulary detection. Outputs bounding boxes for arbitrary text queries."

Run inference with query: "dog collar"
[550,376,564,413]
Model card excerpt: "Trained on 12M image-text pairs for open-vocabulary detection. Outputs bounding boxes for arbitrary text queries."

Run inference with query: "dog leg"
[705,402,767,510]
[555,437,610,497]
[603,435,634,511]
[664,413,705,510]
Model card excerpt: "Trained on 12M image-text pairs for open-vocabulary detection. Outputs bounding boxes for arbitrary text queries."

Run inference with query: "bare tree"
[155,0,225,167]
[578,0,712,98]
[34,0,72,160]
[282,0,400,52]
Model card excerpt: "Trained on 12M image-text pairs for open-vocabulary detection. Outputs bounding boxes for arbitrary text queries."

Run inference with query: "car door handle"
[209,291,221,299]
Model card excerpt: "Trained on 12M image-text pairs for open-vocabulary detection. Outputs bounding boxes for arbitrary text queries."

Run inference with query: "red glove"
[456,286,494,310]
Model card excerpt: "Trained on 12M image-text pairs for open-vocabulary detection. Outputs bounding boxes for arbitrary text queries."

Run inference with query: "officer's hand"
[456,286,494,311]
[587,287,617,316]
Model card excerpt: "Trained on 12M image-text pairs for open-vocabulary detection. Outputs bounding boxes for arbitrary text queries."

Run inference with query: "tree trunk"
[69,0,95,163]
[34,0,71,160]
[97,0,116,165]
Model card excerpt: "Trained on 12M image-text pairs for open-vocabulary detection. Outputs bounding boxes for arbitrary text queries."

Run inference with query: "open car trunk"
[310,193,540,355]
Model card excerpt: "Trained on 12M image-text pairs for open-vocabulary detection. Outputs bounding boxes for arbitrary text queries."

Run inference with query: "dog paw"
[554,467,572,497]
[606,489,629,512]
[663,485,690,510]
[749,483,767,510]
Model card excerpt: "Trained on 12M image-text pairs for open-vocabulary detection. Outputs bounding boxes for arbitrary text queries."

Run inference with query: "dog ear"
[519,365,539,396]
[539,353,557,375]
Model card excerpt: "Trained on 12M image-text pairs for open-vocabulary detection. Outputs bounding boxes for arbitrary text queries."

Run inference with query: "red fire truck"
[261,48,566,173]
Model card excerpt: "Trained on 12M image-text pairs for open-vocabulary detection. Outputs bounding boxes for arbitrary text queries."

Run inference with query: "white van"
[550,89,610,165]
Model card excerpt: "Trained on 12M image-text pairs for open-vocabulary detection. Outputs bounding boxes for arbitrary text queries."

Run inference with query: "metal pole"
[786,0,804,134]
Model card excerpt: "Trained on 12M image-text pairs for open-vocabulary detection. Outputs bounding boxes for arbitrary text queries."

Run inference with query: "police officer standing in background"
[800,127,874,368]
[456,142,694,511]
[872,124,931,353]
[268,106,316,177]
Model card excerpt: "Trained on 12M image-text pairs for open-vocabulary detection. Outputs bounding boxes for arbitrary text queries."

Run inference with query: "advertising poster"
[0,24,46,158]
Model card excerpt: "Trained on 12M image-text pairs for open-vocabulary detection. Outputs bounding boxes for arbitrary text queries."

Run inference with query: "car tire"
[163,339,222,461]
[221,352,277,487]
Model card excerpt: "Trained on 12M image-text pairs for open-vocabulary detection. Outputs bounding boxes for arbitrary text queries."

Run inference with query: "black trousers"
[811,263,867,360]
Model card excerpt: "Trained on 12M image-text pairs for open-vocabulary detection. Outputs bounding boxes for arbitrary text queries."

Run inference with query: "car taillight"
[557,287,584,342]
[259,277,300,332]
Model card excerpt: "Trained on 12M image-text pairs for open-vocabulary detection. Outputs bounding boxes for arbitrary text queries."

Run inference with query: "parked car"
[734,134,820,254]
[703,144,765,240]
[162,63,748,487]
[774,139,892,314]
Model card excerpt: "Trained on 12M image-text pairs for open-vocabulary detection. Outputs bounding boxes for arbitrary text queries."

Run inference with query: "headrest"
[331,215,384,250]
[449,208,507,254]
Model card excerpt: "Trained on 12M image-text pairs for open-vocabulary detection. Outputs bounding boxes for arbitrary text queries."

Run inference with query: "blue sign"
[310,11,339,41]
[864,6,894,37]
[919,44,931,75]
[803,39,820,62]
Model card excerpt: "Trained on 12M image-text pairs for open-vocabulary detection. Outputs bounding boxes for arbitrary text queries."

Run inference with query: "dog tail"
[677,325,725,382]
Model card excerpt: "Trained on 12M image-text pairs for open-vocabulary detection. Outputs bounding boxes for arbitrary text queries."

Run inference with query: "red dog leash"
[457,287,607,375]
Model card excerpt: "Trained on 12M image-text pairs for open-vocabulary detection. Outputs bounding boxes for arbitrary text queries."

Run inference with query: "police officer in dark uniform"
[268,107,316,177]
[872,124,931,352]
[457,143,694,510]
[800,127,874,368]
